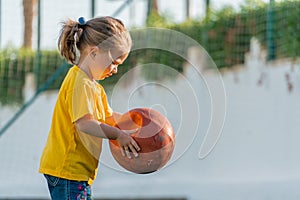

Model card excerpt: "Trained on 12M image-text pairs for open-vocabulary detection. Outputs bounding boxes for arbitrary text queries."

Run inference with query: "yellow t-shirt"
[39,65,113,185]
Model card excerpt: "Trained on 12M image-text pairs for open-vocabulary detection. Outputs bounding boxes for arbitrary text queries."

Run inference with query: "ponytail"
[57,19,84,65]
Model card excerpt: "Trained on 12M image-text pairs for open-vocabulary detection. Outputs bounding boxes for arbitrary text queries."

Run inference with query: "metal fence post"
[91,0,95,18]
[0,0,2,48]
[267,0,276,61]
[35,0,41,89]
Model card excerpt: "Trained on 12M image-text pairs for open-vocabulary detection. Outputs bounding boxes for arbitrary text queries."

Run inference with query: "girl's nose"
[112,66,118,74]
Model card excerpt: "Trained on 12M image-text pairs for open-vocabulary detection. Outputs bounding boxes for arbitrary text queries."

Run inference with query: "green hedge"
[168,0,299,68]
[0,49,69,105]
[0,49,34,105]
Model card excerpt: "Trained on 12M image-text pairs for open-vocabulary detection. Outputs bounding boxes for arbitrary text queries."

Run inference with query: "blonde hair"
[58,16,132,65]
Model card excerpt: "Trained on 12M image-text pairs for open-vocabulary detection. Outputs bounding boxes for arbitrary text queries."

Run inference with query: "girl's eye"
[112,61,119,65]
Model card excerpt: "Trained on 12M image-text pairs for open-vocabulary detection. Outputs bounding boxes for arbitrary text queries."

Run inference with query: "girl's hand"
[116,128,140,159]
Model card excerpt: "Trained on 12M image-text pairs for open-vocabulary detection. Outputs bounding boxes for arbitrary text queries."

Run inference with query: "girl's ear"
[88,46,99,59]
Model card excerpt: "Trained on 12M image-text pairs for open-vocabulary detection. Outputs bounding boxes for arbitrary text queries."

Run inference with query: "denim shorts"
[44,174,92,200]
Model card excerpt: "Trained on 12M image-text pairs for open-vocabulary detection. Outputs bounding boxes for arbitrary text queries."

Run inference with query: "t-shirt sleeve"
[67,82,95,123]
[100,85,113,118]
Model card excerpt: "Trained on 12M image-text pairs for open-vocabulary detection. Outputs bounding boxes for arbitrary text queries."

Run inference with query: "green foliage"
[146,12,174,27]
[137,0,300,69]
[133,49,184,81]
[240,0,268,11]
[273,0,300,58]
[0,49,68,105]
[0,49,35,105]
[35,50,69,90]
[210,5,237,21]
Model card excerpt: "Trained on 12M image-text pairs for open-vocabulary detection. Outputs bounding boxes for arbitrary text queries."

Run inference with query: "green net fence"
[0,49,69,105]
[170,0,299,68]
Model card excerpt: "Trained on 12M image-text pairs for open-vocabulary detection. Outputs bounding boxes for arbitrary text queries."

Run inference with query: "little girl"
[39,16,140,200]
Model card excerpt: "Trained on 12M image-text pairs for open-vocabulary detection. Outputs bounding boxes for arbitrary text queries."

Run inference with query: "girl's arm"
[105,112,122,126]
[75,114,140,158]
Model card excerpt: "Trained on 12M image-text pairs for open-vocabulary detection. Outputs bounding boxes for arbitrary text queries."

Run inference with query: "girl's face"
[90,49,128,80]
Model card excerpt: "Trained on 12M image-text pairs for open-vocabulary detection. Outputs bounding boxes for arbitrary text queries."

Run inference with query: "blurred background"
[0,0,299,105]
[0,0,300,199]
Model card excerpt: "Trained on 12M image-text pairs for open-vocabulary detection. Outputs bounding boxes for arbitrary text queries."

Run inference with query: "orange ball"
[109,108,175,174]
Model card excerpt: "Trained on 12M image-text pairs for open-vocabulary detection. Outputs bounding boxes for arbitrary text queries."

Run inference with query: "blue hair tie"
[78,17,87,25]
